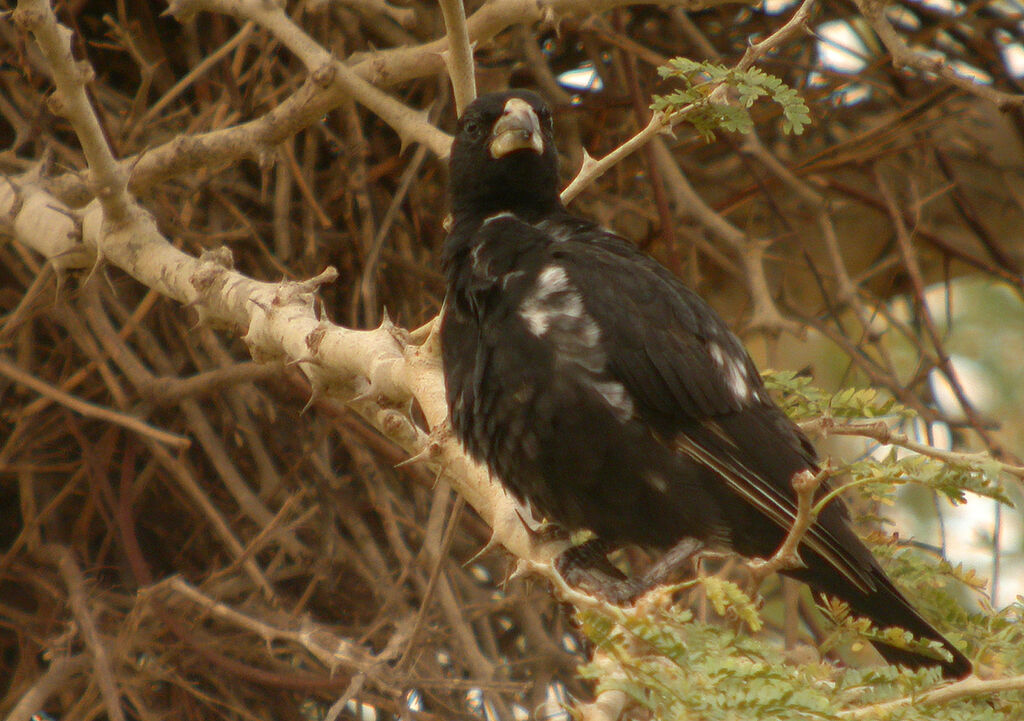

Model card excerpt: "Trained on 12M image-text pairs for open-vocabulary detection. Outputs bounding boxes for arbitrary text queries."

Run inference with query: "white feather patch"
[519,265,632,420]
[519,265,581,336]
[709,341,753,402]
[482,211,516,226]
[592,379,634,420]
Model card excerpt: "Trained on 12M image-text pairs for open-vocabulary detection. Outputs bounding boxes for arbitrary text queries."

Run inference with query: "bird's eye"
[462,118,484,139]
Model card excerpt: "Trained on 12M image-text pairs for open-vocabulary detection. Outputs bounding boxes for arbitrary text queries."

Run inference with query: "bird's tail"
[787,560,972,679]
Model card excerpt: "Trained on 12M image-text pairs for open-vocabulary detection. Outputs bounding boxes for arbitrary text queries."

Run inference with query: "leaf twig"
[747,467,826,586]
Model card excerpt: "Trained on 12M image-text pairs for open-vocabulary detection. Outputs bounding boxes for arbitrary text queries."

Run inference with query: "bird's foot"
[554,538,641,604]
[554,537,703,605]
[638,537,703,589]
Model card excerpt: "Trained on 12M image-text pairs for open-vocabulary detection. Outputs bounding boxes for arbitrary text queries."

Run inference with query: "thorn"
[394,446,432,469]
[285,355,318,369]
[430,459,450,488]
[507,558,532,583]
[52,265,65,301]
[408,315,438,345]
[301,380,323,415]
[398,132,412,156]
[297,266,338,293]
[378,308,410,347]
[81,244,105,287]
[255,146,275,171]
[420,315,443,358]
[540,6,559,29]
[578,147,598,172]
[514,500,545,533]
[464,532,504,567]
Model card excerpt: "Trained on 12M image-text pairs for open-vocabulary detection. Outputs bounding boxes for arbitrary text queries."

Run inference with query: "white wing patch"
[482,210,517,226]
[519,264,633,420]
[709,341,753,403]
[592,379,634,420]
[519,265,583,336]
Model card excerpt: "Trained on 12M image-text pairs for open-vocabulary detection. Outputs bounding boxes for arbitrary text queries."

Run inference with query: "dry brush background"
[2,1,1024,720]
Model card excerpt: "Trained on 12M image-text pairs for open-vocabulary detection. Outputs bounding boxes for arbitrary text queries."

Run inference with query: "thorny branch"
[803,417,1024,481]
[842,673,1024,718]
[746,468,826,587]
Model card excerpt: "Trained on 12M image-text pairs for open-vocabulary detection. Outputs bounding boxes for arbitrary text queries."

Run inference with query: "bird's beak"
[489,98,544,159]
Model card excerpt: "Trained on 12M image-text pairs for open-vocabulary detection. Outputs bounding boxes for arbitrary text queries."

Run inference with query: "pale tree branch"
[852,0,1024,111]
[842,673,1024,718]
[12,0,130,221]
[3,655,89,721]
[165,0,451,157]
[4,0,571,602]
[561,0,815,205]
[801,417,1024,481]
[43,0,746,206]
[51,546,127,721]
[438,0,477,114]
[3,168,575,589]
[6,1,1024,718]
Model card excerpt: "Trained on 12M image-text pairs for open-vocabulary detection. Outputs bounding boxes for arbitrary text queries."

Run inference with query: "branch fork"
[746,465,829,588]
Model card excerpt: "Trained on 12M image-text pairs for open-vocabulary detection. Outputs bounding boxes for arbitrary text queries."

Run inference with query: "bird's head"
[449,90,562,221]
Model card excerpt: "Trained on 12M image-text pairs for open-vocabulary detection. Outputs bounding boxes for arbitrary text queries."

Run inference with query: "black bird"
[439,89,971,679]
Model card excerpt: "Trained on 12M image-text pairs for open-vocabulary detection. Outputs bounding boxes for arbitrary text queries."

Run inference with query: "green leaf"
[651,57,812,138]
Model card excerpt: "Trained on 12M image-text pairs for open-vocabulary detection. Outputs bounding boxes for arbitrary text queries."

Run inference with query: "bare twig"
[162,576,393,684]
[438,0,477,113]
[4,654,89,721]
[13,0,131,221]
[736,0,815,72]
[561,0,815,206]
[853,0,1024,111]
[0,354,191,449]
[165,0,452,157]
[802,417,1024,481]
[842,673,1024,718]
[52,546,127,721]
[747,468,825,587]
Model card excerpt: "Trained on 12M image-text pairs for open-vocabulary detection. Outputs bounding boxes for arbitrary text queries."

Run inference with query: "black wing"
[547,221,881,595]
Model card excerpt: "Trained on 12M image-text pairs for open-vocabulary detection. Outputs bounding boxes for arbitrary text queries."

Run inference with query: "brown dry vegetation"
[2,1,1024,720]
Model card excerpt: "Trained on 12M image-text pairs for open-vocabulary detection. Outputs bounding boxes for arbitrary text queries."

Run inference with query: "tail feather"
[788,560,972,679]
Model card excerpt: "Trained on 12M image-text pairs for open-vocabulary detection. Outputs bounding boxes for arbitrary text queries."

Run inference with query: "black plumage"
[439,90,971,678]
